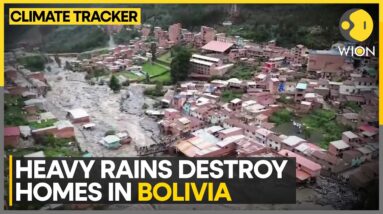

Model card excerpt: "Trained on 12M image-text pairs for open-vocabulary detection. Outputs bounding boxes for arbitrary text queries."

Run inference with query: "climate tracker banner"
[9,157,296,205]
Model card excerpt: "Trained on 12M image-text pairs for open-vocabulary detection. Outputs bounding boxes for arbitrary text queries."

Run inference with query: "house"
[291,44,308,64]
[183,31,194,43]
[204,125,224,136]
[342,131,361,147]
[5,127,20,148]
[295,82,307,102]
[266,133,283,151]
[355,146,373,162]
[358,124,378,143]
[213,134,245,156]
[246,81,258,93]
[116,132,132,144]
[99,135,121,149]
[24,98,45,109]
[191,106,212,121]
[236,137,268,157]
[200,26,216,45]
[175,129,223,157]
[311,150,349,174]
[278,149,322,183]
[293,142,325,158]
[307,49,346,78]
[168,23,181,43]
[66,108,90,124]
[217,127,243,140]
[255,114,268,126]
[39,112,57,121]
[228,98,242,111]
[227,78,243,90]
[342,150,363,167]
[161,116,199,136]
[24,151,45,158]
[284,82,297,94]
[177,117,192,134]
[22,91,37,99]
[328,140,350,158]
[54,120,75,138]
[164,108,179,120]
[30,78,48,96]
[201,40,234,54]
[82,123,96,130]
[255,128,273,144]
[19,126,32,139]
[208,110,230,125]
[281,135,306,150]
[189,54,227,79]
[337,113,359,129]
[188,117,204,132]
[161,90,174,107]
[5,66,18,82]
[299,101,312,113]
[242,103,266,117]
[32,120,75,139]
[223,118,259,139]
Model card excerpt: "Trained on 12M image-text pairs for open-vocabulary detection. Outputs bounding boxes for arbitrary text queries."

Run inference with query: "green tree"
[54,55,61,68]
[155,82,163,92]
[303,127,312,139]
[113,27,141,44]
[104,130,116,136]
[145,72,150,84]
[109,75,121,93]
[17,55,46,71]
[64,61,72,71]
[269,109,293,125]
[150,42,157,61]
[170,47,192,83]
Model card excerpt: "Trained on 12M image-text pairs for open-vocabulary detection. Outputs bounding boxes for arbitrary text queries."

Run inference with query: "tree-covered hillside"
[5,4,378,52]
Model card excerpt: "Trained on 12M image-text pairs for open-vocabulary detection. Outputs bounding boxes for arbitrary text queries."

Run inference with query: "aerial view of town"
[4,4,379,210]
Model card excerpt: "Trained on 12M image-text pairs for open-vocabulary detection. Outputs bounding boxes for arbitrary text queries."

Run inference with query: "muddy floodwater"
[43,58,160,157]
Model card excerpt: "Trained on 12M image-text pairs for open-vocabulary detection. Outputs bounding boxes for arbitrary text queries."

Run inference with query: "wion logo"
[338,8,375,57]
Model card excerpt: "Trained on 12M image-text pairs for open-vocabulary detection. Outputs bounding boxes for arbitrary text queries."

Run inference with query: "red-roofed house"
[201,41,234,53]
[218,127,243,140]
[5,127,20,148]
[358,124,379,143]
[278,149,322,182]
[236,137,268,157]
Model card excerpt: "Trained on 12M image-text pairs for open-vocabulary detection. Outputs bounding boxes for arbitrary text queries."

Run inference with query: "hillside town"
[4,18,379,210]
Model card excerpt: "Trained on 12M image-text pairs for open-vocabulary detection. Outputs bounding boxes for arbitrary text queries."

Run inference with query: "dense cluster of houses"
[158,78,378,188]
[69,23,309,80]
[149,23,378,188]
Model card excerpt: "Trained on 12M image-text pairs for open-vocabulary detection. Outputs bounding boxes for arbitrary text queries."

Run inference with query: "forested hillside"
[5,4,378,52]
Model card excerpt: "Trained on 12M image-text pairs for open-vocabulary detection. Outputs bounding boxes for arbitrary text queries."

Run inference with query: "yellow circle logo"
[355,46,365,55]
[339,9,373,42]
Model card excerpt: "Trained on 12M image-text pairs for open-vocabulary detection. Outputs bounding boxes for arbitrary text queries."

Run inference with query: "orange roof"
[5,127,20,137]
[278,149,321,172]
[202,41,234,53]
[296,169,311,181]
